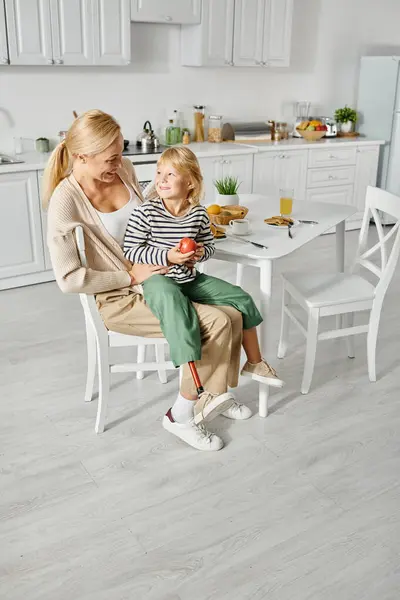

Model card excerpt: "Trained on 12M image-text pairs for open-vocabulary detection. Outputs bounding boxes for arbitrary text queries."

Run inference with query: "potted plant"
[334,105,357,133]
[213,175,241,205]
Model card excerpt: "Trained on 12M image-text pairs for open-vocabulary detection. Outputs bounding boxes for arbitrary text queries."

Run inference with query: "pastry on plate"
[264,215,294,227]
[210,223,226,239]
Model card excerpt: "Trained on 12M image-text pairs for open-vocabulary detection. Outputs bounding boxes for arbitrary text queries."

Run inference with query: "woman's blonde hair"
[42,109,121,209]
[147,146,204,205]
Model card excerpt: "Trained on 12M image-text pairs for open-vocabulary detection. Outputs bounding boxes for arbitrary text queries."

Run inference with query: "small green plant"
[334,105,357,123]
[213,175,241,195]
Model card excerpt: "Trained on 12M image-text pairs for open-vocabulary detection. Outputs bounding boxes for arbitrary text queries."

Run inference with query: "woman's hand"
[129,263,169,285]
[187,243,205,267]
[167,245,195,266]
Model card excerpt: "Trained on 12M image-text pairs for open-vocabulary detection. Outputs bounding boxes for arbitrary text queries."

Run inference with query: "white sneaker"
[162,409,224,451]
[222,400,253,420]
[193,390,235,425]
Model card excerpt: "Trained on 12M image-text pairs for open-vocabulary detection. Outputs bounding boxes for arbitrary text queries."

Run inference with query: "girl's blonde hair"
[42,109,121,209]
[147,146,204,205]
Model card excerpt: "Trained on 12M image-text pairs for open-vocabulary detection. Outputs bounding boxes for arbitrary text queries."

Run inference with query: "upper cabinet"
[181,0,293,68]
[0,0,9,65]
[3,0,130,65]
[131,0,201,24]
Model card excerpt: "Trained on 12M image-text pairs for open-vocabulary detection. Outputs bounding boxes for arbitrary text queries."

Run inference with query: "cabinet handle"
[328,175,337,180]
[279,154,286,159]
[47,58,54,65]
[1,56,9,64]
[164,15,172,21]
[55,59,63,65]
[224,159,230,164]
[328,154,337,159]
[263,61,269,67]
[229,61,234,66]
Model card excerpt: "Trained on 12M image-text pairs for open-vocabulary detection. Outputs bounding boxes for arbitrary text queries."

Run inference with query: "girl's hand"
[129,263,169,285]
[167,245,195,265]
[187,243,205,267]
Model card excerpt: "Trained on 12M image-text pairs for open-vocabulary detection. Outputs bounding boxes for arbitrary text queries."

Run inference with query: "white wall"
[1,0,400,153]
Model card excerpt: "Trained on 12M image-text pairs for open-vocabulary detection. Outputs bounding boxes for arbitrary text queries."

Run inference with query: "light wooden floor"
[1,229,400,600]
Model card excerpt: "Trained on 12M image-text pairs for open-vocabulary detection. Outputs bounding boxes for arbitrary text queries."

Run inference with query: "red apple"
[179,237,197,254]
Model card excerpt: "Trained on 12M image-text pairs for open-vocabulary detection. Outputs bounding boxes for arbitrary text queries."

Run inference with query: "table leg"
[259,260,273,418]
[336,220,345,329]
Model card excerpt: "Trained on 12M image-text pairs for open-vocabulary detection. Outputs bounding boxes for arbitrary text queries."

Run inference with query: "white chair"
[75,226,175,434]
[277,186,400,394]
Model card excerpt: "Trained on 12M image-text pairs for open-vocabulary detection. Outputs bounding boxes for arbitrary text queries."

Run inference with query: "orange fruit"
[207,204,221,215]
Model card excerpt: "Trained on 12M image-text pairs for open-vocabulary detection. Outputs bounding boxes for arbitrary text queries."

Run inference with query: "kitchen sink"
[0,153,25,164]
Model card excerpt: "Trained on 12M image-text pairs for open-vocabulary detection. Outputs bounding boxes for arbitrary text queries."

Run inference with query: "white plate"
[264,219,299,230]
[226,228,254,237]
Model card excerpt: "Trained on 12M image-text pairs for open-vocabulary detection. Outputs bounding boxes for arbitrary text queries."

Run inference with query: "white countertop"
[0,137,385,174]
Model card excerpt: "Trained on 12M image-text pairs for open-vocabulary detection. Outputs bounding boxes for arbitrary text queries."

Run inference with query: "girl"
[123,146,283,401]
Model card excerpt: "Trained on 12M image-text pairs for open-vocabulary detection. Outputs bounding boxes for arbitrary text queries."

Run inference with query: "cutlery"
[288,222,293,239]
[229,234,268,250]
[298,219,319,224]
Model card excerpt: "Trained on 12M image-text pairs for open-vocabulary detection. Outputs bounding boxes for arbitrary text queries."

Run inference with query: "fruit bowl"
[208,205,249,226]
[296,129,326,142]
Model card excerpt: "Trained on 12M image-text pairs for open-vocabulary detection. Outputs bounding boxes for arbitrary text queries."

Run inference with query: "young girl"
[123,147,283,416]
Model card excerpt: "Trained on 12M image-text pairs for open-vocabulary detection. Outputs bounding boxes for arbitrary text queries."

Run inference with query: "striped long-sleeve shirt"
[123,197,215,284]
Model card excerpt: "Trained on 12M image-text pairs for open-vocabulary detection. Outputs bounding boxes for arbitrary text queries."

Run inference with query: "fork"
[288,222,293,239]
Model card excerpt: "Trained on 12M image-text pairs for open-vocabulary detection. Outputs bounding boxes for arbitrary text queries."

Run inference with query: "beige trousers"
[96,289,243,396]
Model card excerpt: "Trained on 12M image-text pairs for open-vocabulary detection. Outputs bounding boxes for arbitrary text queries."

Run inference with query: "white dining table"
[211,194,358,417]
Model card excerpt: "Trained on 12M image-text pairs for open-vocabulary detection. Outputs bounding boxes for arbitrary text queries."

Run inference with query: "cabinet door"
[252,152,279,195]
[353,146,379,212]
[37,171,53,271]
[0,0,9,65]
[5,0,53,65]
[262,0,293,67]
[306,185,354,206]
[198,156,222,204]
[92,0,130,65]
[233,0,264,67]
[181,0,234,67]
[50,0,93,65]
[222,154,253,193]
[0,172,45,279]
[131,0,201,24]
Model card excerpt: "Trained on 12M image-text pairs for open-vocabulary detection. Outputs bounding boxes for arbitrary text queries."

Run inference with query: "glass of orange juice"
[280,188,293,216]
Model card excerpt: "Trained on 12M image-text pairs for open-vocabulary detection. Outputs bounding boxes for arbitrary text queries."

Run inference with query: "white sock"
[171,393,195,423]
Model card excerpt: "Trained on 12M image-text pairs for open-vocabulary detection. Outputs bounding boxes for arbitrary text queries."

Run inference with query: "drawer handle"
[328,175,337,180]
[164,15,172,21]
[329,154,338,159]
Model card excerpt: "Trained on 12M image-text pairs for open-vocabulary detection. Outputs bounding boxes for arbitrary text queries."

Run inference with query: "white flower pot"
[216,193,239,206]
[340,121,354,134]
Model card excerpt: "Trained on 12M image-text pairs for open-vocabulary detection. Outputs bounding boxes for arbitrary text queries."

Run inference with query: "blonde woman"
[123,147,284,430]
[44,109,254,452]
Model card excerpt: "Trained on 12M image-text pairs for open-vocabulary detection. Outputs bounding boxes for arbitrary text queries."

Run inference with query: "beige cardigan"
[47,158,144,295]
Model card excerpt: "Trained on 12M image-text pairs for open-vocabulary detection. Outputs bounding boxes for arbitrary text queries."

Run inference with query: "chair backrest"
[355,186,400,303]
[75,226,109,340]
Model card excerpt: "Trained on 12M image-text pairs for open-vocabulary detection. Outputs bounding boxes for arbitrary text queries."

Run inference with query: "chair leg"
[155,344,168,384]
[258,383,269,418]
[95,336,110,434]
[235,264,244,287]
[84,319,96,403]
[136,345,145,380]
[301,308,319,395]
[345,312,355,359]
[277,286,290,359]
[367,307,380,382]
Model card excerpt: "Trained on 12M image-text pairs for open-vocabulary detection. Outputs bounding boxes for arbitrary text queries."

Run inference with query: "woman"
[43,109,269,452]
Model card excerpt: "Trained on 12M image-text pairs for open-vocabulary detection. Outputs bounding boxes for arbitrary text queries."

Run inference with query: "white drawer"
[307,166,356,188]
[308,147,357,168]
[306,184,353,205]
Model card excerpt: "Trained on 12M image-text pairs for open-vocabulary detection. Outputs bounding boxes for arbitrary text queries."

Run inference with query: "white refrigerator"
[357,56,400,202]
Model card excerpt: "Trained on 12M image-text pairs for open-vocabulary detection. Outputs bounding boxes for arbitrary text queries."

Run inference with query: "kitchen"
[1,1,400,598]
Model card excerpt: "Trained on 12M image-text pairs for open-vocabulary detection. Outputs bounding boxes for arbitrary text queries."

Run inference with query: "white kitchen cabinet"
[181,0,235,67]
[37,171,53,271]
[306,185,354,206]
[131,0,201,24]
[4,0,130,66]
[253,150,308,199]
[5,0,53,65]
[353,146,380,213]
[50,0,93,65]
[0,0,9,65]
[181,0,293,68]
[0,172,45,281]
[198,153,253,203]
[262,0,293,67]
[92,0,130,65]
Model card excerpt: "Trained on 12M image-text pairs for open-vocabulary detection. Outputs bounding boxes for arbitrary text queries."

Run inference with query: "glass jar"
[193,105,205,142]
[276,122,289,140]
[208,115,223,143]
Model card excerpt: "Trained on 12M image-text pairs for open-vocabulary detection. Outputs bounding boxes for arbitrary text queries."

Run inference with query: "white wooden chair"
[277,186,400,394]
[75,226,175,433]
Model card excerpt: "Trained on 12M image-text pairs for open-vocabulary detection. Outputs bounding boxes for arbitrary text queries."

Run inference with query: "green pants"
[142,273,263,367]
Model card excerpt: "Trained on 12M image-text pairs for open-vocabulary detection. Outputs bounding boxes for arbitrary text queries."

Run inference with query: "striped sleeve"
[123,205,169,266]
[195,208,215,262]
